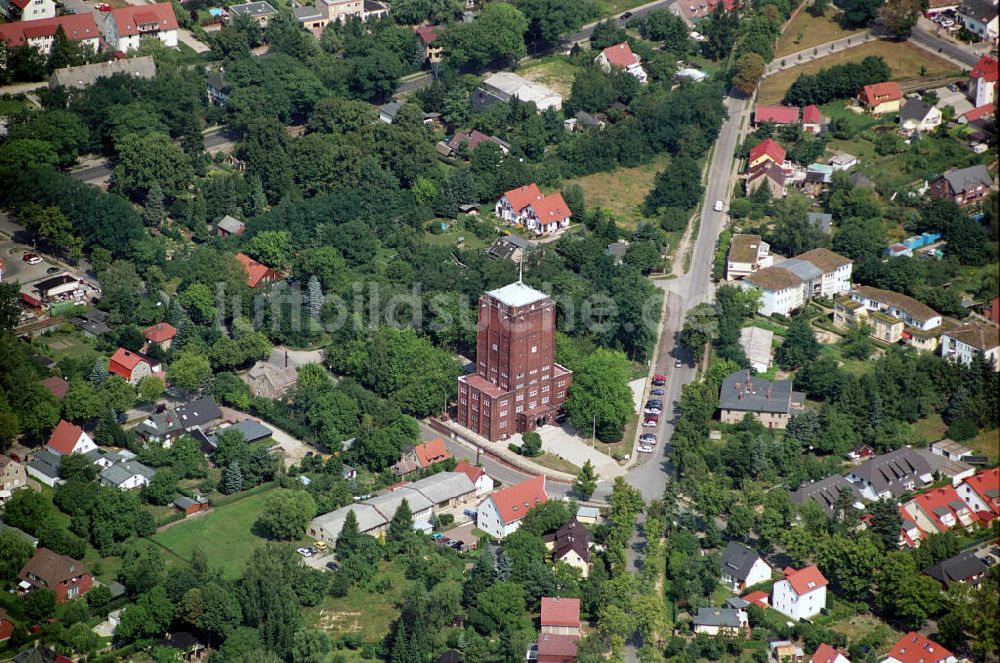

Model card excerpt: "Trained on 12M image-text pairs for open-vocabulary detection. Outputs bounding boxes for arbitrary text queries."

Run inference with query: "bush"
[437,513,454,527]
[507,443,522,455]
[521,432,543,457]
[945,417,978,441]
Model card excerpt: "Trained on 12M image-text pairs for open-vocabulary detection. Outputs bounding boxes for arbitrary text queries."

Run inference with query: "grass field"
[914,413,948,443]
[775,7,865,58]
[424,224,491,251]
[152,488,285,579]
[517,58,581,100]
[829,614,899,655]
[966,428,1000,465]
[532,452,582,474]
[758,40,962,105]
[305,561,412,643]
[562,156,667,231]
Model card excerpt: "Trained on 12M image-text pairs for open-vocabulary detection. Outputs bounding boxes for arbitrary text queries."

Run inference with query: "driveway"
[178,28,211,53]
[527,427,625,479]
[218,407,312,468]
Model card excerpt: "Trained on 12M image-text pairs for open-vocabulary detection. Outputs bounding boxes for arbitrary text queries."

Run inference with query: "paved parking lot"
[1,238,60,287]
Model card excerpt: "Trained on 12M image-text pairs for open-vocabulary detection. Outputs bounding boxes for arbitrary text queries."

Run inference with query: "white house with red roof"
[540,596,580,636]
[968,55,998,108]
[0,0,55,21]
[902,485,979,536]
[0,13,99,54]
[454,460,494,496]
[810,643,849,663]
[143,322,176,350]
[495,184,571,235]
[476,475,547,539]
[770,565,827,620]
[46,419,97,456]
[100,2,178,54]
[956,467,999,521]
[883,633,956,663]
[801,105,823,134]
[108,347,162,385]
[594,42,647,84]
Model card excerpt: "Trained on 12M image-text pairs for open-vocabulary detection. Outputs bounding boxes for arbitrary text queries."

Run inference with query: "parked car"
[22,254,42,265]
[45,267,60,274]
[447,540,463,550]
[325,561,340,571]
[313,541,328,551]
[431,533,444,540]
[639,434,657,444]
[620,11,633,20]
[96,3,111,10]
[463,508,477,518]
[651,388,664,396]
[296,547,313,557]
[638,445,655,453]
[675,358,683,368]
[642,418,658,428]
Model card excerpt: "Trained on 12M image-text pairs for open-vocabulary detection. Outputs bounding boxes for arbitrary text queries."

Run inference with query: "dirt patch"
[315,609,365,633]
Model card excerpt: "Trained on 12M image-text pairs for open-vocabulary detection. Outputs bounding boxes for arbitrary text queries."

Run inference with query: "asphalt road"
[910,24,983,68]
[566,0,678,44]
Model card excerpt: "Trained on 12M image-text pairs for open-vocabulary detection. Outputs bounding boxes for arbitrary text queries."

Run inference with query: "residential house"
[739,248,852,316]
[801,104,824,134]
[413,438,451,468]
[206,419,272,450]
[719,541,772,592]
[903,485,979,537]
[594,42,647,84]
[378,101,402,124]
[739,326,773,373]
[0,14,100,55]
[0,608,12,642]
[575,506,599,525]
[173,396,223,433]
[960,102,994,124]
[85,448,134,471]
[725,234,773,281]
[717,371,804,429]
[49,56,156,90]
[0,456,28,502]
[916,447,975,486]
[18,548,92,602]
[748,138,785,171]
[535,634,578,663]
[900,98,942,134]
[967,54,998,106]
[834,286,942,345]
[771,565,827,621]
[317,0,363,23]
[859,82,902,114]
[486,235,530,263]
[844,447,933,501]
[235,252,282,288]
[108,347,161,385]
[101,3,179,54]
[143,322,176,351]
[925,550,989,589]
[746,162,788,198]
[454,460,494,496]
[216,215,245,238]
[441,130,510,158]
[544,518,590,577]
[133,409,185,447]
[754,105,799,126]
[415,26,444,64]
[828,152,859,171]
[956,467,999,520]
[931,439,972,462]
[809,644,849,663]
[791,475,864,517]
[309,504,390,544]
[769,640,803,662]
[242,361,298,399]
[405,471,476,509]
[25,449,62,487]
[173,495,209,516]
[495,184,571,235]
[741,268,805,315]
[476,475,548,539]
[940,320,1000,369]
[957,0,998,47]
[928,164,993,207]
[540,597,580,636]
[47,420,97,457]
[99,460,156,490]
[0,0,55,21]
[226,1,275,27]
[366,487,433,524]
[691,607,748,637]
[41,376,69,400]
[293,4,328,33]
[475,72,562,112]
[0,519,38,547]
[883,633,956,663]
[206,71,230,105]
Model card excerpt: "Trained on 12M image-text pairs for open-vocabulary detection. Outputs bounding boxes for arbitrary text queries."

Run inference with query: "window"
[531,346,537,353]
[541,385,549,393]
[499,410,508,417]
[529,401,536,409]
[529,390,537,397]
[542,397,549,404]
[557,380,565,387]
[516,394,523,402]
[516,405,524,413]
[492,343,498,351]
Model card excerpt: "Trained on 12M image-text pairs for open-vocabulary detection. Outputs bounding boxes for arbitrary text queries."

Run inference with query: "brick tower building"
[456,281,573,441]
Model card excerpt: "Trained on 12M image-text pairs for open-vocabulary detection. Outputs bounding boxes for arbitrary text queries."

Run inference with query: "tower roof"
[486,281,549,308]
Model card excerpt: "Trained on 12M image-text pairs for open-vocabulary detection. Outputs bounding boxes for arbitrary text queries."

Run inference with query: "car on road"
[714,200,724,212]
[96,2,111,9]
[651,388,664,396]
[637,445,655,453]
[619,11,633,20]
[675,358,683,368]
[651,373,667,386]
[22,253,42,265]
[639,433,657,444]
[296,547,313,557]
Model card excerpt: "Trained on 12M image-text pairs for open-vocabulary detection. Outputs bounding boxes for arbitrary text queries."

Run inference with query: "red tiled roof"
[448,130,506,153]
[0,14,99,47]
[42,376,70,400]
[454,460,486,483]
[970,55,999,83]
[415,25,440,45]
[11,0,31,9]
[540,597,580,628]
[109,2,177,37]
[601,42,639,68]
[47,419,85,455]
[910,485,972,533]
[742,590,768,607]
[489,475,547,524]
[109,347,146,380]
[503,183,543,213]
[963,103,995,122]
[962,468,1000,515]
[537,634,579,658]
[859,82,902,106]
[235,252,279,288]
[749,138,785,165]
[802,104,822,125]
[531,192,571,224]
[143,322,177,343]
[413,438,451,467]
[810,643,846,663]
[781,565,827,596]
[755,105,800,124]
[886,632,953,663]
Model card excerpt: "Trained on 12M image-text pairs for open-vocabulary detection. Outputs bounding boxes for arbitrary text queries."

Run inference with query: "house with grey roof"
[134,410,186,447]
[487,235,531,263]
[790,475,864,516]
[26,449,63,488]
[900,97,942,134]
[379,101,403,124]
[844,447,933,501]
[367,487,433,523]
[719,542,772,591]
[308,503,389,544]
[207,420,273,449]
[99,460,156,491]
[925,550,989,589]
[739,326,773,373]
[174,396,222,431]
[407,471,476,509]
[718,371,804,429]
[49,56,156,90]
[226,1,276,26]
[243,361,298,399]
[607,239,630,266]
[929,164,993,208]
[691,606,748,636]
[0,518,38,547]
[216,215,245,238]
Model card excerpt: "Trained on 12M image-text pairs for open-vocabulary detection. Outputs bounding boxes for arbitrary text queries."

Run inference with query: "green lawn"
[914,413,948,443]
[561,156,667,232]
[304,561,414,643]
[151,487,286,579]
[39,328,96,362]
[0,97,29,116]
[775,6,865,59]
[966,428,999,465]
[516,57,582,100]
